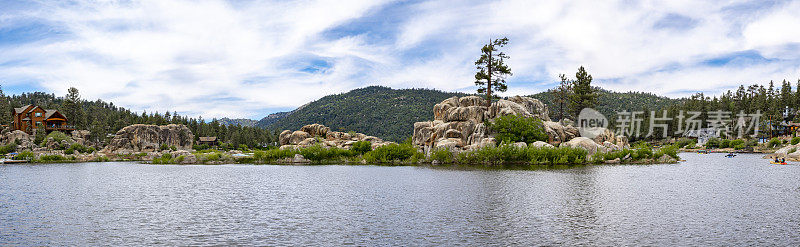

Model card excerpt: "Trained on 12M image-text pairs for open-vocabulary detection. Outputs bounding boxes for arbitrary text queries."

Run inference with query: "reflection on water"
[2,153,800,245]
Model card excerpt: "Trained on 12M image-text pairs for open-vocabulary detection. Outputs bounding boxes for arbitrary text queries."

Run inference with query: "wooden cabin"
[198,136,218,146]
[11,105,74,134]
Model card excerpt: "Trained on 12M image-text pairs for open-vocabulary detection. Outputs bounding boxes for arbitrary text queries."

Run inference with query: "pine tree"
[555,74,572,121]
[62,87,85,128]
[781,79,792,108]
[569,66,597,118]
[474,37,512,107]
[0,85,10,125]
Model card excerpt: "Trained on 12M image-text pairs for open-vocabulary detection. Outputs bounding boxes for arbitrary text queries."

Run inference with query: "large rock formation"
[0,129,36,150]
[415,96,575,151]
[279,124,393,149]
[104,124,194,153]
[71,130,93,146]
[413,95,629,152]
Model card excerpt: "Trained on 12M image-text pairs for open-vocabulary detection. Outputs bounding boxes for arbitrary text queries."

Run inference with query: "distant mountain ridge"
[218,118,258,127]
[255,111,293,128]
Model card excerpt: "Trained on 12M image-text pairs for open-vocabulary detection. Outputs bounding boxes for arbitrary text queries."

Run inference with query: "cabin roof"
[44,110,58,119]
[13,105,32,114]
[199,136,217,142]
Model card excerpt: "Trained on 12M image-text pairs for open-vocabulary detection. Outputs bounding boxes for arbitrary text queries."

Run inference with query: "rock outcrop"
[71,130,92,146]
[104,124,194,153]
[559,137,604,156]
[414,95,574,151]
[1,129,36,150]
[412,95,629,153]
[278,124,393,149]
[543,120,579,145]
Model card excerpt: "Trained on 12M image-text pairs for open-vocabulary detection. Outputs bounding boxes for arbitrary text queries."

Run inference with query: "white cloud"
[1,0,799,119]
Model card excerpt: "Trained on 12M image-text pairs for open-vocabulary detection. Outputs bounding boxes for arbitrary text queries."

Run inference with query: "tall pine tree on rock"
[475,37,512,107]
[569,66,597,118]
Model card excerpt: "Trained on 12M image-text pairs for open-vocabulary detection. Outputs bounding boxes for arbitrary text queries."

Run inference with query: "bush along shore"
[142,140,679,167]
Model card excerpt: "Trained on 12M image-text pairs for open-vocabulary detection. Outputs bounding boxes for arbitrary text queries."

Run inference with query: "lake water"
[2,153,800,246]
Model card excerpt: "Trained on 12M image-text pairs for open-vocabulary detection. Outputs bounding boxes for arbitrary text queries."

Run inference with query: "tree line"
[0,86,278,148]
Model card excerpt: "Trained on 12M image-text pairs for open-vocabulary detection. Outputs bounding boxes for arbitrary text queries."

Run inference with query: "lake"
[2,153,800,245]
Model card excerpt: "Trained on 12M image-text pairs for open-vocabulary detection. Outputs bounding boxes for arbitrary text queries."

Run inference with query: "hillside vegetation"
[530,88,683,120]
[266,86,466,142]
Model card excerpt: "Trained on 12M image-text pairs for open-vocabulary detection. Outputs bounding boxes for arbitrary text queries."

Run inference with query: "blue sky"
[1,0,800,119]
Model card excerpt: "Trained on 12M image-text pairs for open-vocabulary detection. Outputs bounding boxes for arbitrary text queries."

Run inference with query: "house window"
[36,121,43,126]
[35,112,42,117]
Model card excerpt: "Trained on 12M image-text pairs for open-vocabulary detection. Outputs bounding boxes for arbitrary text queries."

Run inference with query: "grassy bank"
[147,141,679,166]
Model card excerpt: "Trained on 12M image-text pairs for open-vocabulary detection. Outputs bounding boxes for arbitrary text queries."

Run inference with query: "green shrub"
[159,143,169,151]
[629,142,653,160]
[705,138,721,149]
[253,149,298,162]
[238,144,249,151]
[591,152,605,164]
[94,156,111,162]
[351,141,372,154]
[66,143,91,154]
[299,145,356,162]
[487,114,548,144]
[730,139,745,147]
[720,139,731,148]
[792,137,800,145]
[0,143,17,154]
[428,148,454,164]
[768,138,782,148]
[454,145,587,166]
[196,144,210,150]
[674,138,694,148]
[39,131,70,148]
[13,151,34,161]
[604,149,633,161]
[201,152,222,161]
[39,154,67,162]
[654,145,679,160]
[364,143,420,163]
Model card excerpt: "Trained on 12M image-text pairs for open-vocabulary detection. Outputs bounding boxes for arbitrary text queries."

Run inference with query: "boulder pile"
[104,124,194,154]
[412,95,629,153]
[279,123,394,150]
[764,143,800,161]
[0,129,36,150]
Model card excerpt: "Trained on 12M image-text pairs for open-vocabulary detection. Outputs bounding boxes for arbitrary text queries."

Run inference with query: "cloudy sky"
[1,0,799,119]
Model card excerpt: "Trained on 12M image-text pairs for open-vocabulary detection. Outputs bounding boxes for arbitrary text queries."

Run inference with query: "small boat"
[697,150,709,154]
[770,161,788,165]
[725,153,737,158]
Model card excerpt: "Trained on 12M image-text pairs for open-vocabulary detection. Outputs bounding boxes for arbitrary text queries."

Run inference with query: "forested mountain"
[255,111,292,128]
[267,86,466,142]
[218,118,258,127]
[0,88,277,148]
[530,88,683,121]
